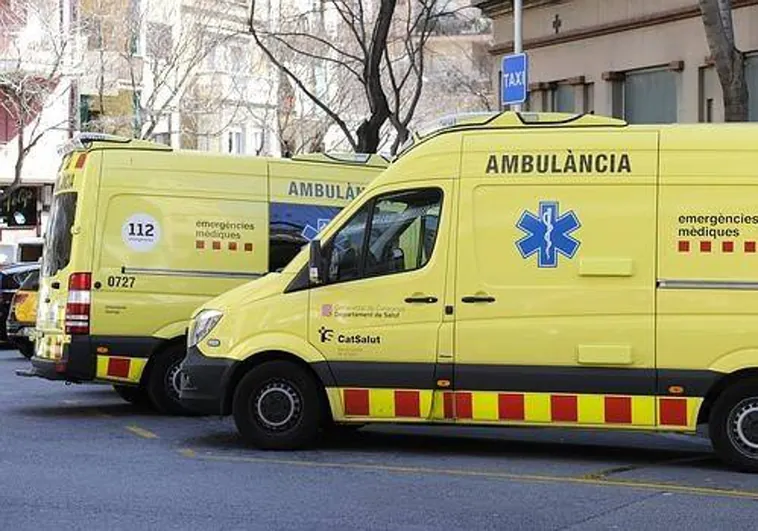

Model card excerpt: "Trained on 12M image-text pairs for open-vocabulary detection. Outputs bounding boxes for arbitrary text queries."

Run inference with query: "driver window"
[326,206,369,283]
[364,189,442,278]
[323,188,442,284]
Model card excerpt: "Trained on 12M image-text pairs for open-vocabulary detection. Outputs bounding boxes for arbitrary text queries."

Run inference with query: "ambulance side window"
[323,188,442,284]
[364,189,441,278]
[326,206,369,283]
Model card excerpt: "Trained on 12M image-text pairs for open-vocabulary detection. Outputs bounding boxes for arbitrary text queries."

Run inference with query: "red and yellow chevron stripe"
[96,355,147,384]
[335,388,702,430]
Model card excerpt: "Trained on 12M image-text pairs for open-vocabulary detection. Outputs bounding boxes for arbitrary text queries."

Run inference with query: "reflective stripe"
[122,267,262,280]
[336,388,701,429]
[311,361,718,397]
[95,355,147,383]
[658,279,758,290]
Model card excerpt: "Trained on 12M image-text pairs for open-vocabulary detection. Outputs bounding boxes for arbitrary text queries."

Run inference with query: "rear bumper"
[178,346,237,416]
[27,336,94,383]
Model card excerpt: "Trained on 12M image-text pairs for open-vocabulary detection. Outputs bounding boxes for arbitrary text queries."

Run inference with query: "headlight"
[188,309,223,348]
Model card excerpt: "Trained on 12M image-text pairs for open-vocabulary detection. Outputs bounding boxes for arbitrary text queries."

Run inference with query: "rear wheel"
[113,384,152,409]
[709,379,758,473]
[146,343,196,416]
[16,340,34,360]
[232,360,323,450]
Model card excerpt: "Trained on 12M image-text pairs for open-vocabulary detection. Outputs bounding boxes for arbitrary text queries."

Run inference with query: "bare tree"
[0,0,80,195]
[249,0,465,154]
[79,0,250,141]
[699,0,748,121]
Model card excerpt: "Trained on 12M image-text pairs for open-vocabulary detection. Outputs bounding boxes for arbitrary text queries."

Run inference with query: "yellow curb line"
[180,450,758,500]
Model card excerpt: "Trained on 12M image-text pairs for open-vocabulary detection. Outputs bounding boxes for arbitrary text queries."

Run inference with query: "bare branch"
[249,0,358,150]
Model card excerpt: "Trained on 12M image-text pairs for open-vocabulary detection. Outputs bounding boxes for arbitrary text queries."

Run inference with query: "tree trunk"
[355,116,384,153]
[699,0,749,121]
[723,49,749,121]
[14,120,24,187]
[356,0,397,153]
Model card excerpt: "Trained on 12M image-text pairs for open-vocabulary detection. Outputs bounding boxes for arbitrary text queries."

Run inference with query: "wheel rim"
[727,398,758,458]
[253,380,303,432]
[165,360,183,402]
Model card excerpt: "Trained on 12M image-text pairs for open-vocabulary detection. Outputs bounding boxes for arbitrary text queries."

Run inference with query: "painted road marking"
[179,450,758,500]
[125,425,159,439]
[581,455,711,480]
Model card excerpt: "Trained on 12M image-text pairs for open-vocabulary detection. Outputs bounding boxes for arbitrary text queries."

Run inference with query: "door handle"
[462,295,496,303]
[404,296,438,304]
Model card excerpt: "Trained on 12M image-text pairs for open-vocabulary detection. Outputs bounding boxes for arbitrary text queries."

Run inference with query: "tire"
[709,379,758,473]
[232,360,324,450]
[145,343,196,416]
[16,340,34,360]
[113,384,153,410]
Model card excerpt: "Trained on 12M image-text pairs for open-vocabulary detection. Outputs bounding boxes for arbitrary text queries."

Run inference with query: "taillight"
[65,272,91,335]
[74,153,88,169]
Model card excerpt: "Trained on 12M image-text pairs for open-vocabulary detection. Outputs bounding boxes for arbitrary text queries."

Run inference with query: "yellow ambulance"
[19,133,386,414]
[178,111,758,472]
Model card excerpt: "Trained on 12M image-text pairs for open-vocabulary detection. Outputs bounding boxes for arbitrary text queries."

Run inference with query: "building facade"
[476,0,758,123]
[0,0,80,246]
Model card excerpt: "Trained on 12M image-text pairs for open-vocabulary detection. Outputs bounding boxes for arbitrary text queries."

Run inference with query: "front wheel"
[709,379,758,473]
[232,360,324,450]
[113,384,152,410]
[146,343,197,416]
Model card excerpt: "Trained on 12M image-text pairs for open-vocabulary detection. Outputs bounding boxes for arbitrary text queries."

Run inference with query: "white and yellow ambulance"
[180,111,758,472]
[20,133,386,414]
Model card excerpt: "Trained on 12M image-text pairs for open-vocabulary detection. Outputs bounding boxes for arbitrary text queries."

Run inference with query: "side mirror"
[308,239,325,285]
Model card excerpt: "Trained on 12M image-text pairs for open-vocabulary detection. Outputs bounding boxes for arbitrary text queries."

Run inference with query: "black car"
[0,262,39,343]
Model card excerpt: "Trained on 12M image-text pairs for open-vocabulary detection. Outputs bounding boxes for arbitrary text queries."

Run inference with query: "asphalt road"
[2,348,758,530]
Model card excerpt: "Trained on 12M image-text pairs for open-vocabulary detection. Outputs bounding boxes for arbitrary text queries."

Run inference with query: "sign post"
[500,53,528,109]
[500,0,527,111]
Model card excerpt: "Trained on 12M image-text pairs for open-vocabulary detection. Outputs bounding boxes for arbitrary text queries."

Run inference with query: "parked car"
[0,263,39,349]
[6,265,40,358]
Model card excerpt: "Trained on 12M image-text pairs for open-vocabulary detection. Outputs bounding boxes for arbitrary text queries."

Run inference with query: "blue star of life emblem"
[516,201,581,268]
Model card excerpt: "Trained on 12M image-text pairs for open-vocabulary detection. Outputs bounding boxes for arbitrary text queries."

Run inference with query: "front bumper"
[178,346,237,416]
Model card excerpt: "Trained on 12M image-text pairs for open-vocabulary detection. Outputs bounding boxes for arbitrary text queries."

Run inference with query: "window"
[324,188,442,284]
[525,80,589,113]
[623,68,678,124]
[269,239,306,272]
[20,269,40,291]
[197,135,210,151]
[83,15,102,50]
[251,128,264,154]
[326,206,369,283]
[225,128,244,154]
[552,84,574,112]
[42,192,77,277]
[147,22,172,59]
[152,132,171,146]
